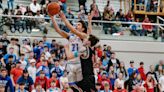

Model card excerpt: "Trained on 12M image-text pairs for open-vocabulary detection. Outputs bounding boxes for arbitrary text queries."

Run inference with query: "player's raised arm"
[59,12,87,39]
[87,12,94,35]
[50,16,69,39]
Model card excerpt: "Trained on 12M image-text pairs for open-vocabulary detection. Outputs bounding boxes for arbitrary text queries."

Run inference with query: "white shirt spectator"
[30,2,41,13]
[115,78,124,89]
[159,75,164,91]
[27,59,37,82]
[20,44,32,58]
[19,59,27,70]
[45,51,51,60]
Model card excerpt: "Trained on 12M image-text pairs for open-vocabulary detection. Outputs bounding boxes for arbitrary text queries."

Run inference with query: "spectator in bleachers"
[147,65,158,82]
[100,82,112,92]
[155,60,164,71]
[7,0,14,10]
[27,59,37,83]
[33,40,44,60]
[156,65,163,81]
[50,61,63,78]
[7,38,19,58]
[105,45,112,58]
[66,7,74,19]
[96,45,103,58]
[43,45,51,61]
[15,82,28,92]
[36,57,50,78]
[142,17,152,36]
[47,71,60,88]
[90,3,101,26]
[19,54,27,70]
[20,39,32,58]
[30,0,41,15]
[126,72,137,92]
[32,83,45,92]
[32,39,39,48]
[102,53,109,70]
[127,61,138,77]
[111,21,124,35]
[10,62,23,86]
[130,18,142,36]
[114,73,125,90]
[1,47,16,67]
[78,5,86,20]
[0,32,10,55]
[138,62,146,81]
[103,4,114,34]
[159,74,164,92]
[106,52,120,72]
[98,72,110,90]
[5,55,15,76]
[46,80,61,92]
[0,68,14,92]
[78,0,86,12]
[42,36,51,49]
[35,10,48,34]
[144,73,157,92]
[132,74,145,91]
[17,69,34,91]
[125,10,134,22]
[35,70,48,90]
[116,62,128,80]
[115,9,125,21]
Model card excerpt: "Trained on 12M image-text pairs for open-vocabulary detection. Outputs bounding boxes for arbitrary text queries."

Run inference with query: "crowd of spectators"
[0,31,163,92]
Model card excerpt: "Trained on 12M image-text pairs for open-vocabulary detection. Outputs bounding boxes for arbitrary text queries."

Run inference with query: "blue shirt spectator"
[127,61,139,76]
[17,70,34,91]
[33,41,44,60]
[3,54,16,64]
[0,69,14,92]
[36,65,50,78]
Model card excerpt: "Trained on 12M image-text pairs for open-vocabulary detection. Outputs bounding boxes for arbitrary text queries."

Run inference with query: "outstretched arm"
[87,11,94,34]
[50,16,69,39]
[59,12,87,39]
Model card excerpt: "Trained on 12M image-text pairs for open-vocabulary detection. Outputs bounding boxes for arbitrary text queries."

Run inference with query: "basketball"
[47,2,61,16]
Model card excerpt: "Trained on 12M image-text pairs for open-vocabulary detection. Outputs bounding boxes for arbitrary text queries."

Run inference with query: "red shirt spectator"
[142,17,153,32]
[10,62,23,84]
[47,72,60,88]
[125,10,134,21]
[36,57,48,68]
[98,73,111,90]
[35,71,48,90]
[138,62,146,80]
[144,74,157,92]
[96,45,103,58]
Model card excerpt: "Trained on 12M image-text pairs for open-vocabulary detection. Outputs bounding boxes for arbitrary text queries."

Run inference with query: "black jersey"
[80,46,94,77]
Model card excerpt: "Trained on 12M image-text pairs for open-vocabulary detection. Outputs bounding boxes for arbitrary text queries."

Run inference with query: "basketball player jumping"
[50,11,93,91]
[64,34,99,92]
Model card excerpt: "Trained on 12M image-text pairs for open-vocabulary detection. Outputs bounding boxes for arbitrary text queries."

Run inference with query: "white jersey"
[68,34,83,53]
[68,34,83,63]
